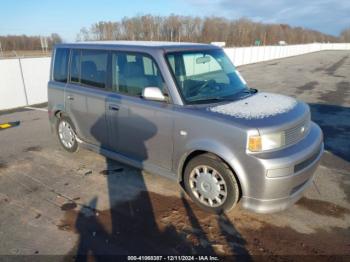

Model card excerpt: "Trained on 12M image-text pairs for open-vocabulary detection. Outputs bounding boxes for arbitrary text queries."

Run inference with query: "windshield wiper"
[233,88,258,99]
[239,88,258,94]
[189,97,233,104]
[188,88,258,104]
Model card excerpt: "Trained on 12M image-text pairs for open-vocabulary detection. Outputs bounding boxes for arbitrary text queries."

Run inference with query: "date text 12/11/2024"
[127,256,220,261]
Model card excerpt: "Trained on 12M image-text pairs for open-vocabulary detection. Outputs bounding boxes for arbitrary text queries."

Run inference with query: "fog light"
[267,166,293,178]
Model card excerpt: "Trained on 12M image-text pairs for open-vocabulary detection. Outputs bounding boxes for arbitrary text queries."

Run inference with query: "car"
[48,41,324,214]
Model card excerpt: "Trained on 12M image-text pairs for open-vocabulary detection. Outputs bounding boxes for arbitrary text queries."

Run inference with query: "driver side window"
[111,52,165,97]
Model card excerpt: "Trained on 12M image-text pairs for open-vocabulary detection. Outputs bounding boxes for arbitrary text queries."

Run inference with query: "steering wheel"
[196,79,217,94]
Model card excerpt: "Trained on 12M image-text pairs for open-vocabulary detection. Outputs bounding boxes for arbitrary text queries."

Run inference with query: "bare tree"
[0,34,63,51]
[75,15,341,46]
[340,28,350,42]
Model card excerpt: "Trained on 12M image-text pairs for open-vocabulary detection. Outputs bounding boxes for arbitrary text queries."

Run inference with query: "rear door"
[48,48,70,120]
[65,49,109,147]
[106,51,174,170]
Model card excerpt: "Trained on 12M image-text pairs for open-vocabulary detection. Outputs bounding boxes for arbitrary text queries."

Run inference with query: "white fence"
[0,43,349,111]
[0,57,51,110]
[224,43,350,66]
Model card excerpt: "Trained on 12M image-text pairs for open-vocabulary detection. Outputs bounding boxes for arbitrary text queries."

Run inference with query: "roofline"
[54,42,221,52]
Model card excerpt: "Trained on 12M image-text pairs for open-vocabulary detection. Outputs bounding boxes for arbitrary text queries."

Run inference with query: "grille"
[284,116,310,147]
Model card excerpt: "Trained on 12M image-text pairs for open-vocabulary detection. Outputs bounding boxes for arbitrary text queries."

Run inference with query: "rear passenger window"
[81,50,108,88]
[111,52,165,97]
[53,48,69,83]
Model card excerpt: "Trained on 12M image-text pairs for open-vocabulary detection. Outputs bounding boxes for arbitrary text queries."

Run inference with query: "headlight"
[248,132,285,152]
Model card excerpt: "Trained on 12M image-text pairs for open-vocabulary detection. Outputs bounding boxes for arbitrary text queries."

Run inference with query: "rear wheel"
[56,116,78,153]
[184,154,240,214]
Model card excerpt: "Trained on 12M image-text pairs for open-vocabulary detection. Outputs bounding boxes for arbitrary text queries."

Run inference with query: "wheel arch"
[54,110,64,118]
[177,143,248,198]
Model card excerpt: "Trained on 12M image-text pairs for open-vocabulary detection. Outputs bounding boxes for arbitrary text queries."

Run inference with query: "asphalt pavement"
[0,50,349,258]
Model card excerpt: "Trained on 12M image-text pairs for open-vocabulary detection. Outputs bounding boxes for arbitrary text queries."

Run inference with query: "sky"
[0,0,349,42]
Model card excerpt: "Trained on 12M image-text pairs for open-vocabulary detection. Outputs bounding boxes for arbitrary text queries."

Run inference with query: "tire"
[184,153,240,214]
[56,116,78,153]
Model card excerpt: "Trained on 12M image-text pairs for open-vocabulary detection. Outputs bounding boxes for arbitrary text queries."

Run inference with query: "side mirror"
[142,87,166,102]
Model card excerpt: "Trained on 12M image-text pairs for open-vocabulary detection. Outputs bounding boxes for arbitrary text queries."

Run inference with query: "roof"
[56,40,220,52]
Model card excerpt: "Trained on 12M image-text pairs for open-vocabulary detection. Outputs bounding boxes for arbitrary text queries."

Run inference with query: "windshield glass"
[166,49,248,104]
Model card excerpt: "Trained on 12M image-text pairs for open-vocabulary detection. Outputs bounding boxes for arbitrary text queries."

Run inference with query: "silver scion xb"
[48,41,324,214]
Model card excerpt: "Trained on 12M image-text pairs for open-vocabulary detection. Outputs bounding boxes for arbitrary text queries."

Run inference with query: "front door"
[106,51,174,170]
[107,95,174,169]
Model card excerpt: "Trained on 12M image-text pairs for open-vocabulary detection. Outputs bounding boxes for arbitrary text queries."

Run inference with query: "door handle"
[67,95,74,100]
[109,105,119,111]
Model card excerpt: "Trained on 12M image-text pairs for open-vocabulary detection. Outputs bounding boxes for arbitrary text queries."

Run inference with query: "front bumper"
[240,122,324,213]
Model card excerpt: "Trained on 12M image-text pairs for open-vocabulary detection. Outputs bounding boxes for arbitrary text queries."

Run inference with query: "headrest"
[123,62,144,77]
[82,61,97,78]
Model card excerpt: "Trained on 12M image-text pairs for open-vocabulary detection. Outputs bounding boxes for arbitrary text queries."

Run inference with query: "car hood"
[189,92,310,133]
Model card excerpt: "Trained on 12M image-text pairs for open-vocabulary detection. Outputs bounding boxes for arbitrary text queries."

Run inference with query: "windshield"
[166,49,249,104]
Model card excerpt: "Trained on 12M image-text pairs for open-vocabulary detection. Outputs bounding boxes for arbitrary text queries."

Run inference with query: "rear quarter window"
[53,48,69,83]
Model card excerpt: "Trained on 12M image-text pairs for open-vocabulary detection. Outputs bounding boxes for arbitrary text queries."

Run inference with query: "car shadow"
[70,106,252,260]
[309,103,350,163]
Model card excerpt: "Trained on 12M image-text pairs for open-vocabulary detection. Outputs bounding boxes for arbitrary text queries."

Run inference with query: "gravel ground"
[0,50,349,260]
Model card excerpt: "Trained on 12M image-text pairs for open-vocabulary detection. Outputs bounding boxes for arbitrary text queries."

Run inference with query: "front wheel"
[56,116,78,153]
[184,154,240,214]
